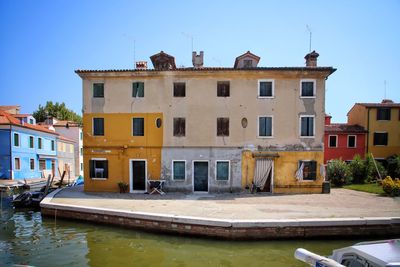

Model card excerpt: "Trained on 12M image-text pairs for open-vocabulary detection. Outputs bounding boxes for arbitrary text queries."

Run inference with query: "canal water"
[1,197,358,267]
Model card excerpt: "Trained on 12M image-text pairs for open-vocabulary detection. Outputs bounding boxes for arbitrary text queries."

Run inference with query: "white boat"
[295,239,400,267]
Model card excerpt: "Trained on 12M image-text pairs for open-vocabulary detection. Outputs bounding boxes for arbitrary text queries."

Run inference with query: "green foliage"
[33,101,82,124]
[327,159,351,187]
[364,154,387,183]
[381,176,400,197]
[387,155,400,179]
[348,154,366,184]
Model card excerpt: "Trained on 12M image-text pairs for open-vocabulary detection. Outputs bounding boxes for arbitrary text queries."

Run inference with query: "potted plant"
[117,181,129,193]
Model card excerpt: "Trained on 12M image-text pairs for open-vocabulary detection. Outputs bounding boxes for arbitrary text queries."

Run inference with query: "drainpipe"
[366,108,370,154]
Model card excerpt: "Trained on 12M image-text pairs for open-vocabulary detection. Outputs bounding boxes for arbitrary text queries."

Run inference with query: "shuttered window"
[216,161,229,181]
[301,81,315,97]
[93,83,104,98]
[93,118,104,136]
[132,118,144,136]
[173,118,186,137]
[300,116,314,137]
[217,118,229,136]
[259,117,272,137]
[217,82,230,97]
[173,161,185,180]
[173,82,186,97]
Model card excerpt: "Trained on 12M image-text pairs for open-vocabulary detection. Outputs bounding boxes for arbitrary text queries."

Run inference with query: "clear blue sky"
[1,0,399,122]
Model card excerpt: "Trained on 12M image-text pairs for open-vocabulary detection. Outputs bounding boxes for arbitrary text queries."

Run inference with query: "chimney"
[305,50,319,67]
[192,51,204,68]
[135,61,148,70]
[381,99,393,104]
[325,114,332,125]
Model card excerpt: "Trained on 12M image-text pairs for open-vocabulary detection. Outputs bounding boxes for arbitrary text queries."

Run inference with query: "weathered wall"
[55,126,83,176]
[161,147,242,193]
[242,150,325,194]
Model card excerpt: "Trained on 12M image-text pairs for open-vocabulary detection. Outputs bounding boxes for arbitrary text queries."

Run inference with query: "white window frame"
[257,115,274,138]
[299,115,315,138]
[14,157,21,170]
[13,132,20,147]
[328,135,338,148]
[300,79,316,98]
[172,160,186,181]
[90,157,108,180]
[215,160,230,181]
[29,158,35,171]
[258,79,275,98]
[347,135,357,148]
[28,135,35,149]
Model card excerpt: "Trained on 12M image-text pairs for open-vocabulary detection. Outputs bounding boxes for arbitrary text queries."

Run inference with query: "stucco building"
[347,100,400,160]
[76,50,335,194]
[324,115,367,163]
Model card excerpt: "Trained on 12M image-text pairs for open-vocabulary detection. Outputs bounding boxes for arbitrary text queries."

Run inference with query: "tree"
[33,101,82,124]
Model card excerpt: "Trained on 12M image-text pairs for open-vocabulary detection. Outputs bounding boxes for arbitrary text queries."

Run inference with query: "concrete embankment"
[40,186,400,240]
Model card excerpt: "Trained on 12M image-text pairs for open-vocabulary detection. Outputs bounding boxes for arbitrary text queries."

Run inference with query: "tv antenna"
[306,25,312,52]
[384,80,387,99]
[181,32,194,52]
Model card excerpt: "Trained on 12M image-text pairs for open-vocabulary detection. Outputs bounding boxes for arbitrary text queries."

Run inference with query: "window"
[173,118,185,137]
[173,82,186,97]
[300,116,314,137]
[156,118,162,128]
[30,159,35,170]
[329,135,337,147]
[259,80,274,98]
[216,161,230,181]
[51,140,55,151]
[39,159,46,170]
[29,136,34,148]
[299,160,317,180]
[217,81,230,97]
[93,83,104,98]
[132,82,144,98]
[373,132,388,146]
[172,161,185,180]
[80,131,83,140]
[13,133,20,147]
[80,147,83,155]
[89,159,108,179]
[348,135,356,148]
[243,59,252,68]
[300,80,315,97]
[29,118,34,124]
[38,137,43,149]
[217,118,229,136]
[14,158,21,170]
[258,116,273,137]
[80,163,83,171]
[132,118,144,136]
[377,108,391,120]
[93,118,104,136]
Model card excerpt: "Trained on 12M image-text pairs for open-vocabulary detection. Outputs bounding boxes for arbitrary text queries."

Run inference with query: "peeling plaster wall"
[161,147,242,193]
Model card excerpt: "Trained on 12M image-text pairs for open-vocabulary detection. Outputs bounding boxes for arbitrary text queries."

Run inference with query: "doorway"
[130,160,147,193]
[193,161,208,192]
[253,158,273,193]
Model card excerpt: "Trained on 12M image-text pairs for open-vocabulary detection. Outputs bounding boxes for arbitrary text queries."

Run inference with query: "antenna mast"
[384,80,387,99]
[306,25,312,52]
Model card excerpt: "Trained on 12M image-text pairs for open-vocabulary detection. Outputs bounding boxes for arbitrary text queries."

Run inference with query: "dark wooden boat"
[12,191,45,209]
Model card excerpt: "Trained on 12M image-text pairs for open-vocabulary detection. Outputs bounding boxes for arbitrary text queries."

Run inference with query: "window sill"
[257,136,274,139]
[300,96,316,99]
[91,178,108,181]
[172,179,186,181]
[258,96,274,99]
[300,136,315,138]
[216,179,230,182]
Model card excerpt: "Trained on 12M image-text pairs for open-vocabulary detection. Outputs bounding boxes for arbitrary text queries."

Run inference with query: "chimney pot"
[192,51,204,68]
[305,50,319,67]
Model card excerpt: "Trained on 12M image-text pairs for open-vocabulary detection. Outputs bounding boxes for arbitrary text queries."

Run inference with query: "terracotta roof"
[325,123,367,133]
[355,102,400,108]
[53,120,80,127]
[0,105,20,110]
[58,135,76,143]
[76,66,336,74]
[0,110,58,135]
[234,51,261,68]
[13,114,32,118]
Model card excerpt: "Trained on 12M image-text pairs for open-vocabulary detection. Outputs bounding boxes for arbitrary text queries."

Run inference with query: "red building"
[324,115,367,163]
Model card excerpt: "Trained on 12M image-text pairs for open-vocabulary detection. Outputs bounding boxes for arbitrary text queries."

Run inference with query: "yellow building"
[76,50,335,193]
[347,100,400,160]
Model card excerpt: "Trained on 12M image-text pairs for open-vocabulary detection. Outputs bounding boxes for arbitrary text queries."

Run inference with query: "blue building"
[0,109,58,180]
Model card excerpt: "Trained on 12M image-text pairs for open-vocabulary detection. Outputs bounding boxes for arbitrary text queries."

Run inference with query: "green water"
[0,199,358,267]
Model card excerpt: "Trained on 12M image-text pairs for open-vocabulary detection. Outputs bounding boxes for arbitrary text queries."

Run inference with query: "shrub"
[364,154,387,183]
[381,176,400,196]
[348,154,366,184]
[327,159,351,187]
[387,155,400,179]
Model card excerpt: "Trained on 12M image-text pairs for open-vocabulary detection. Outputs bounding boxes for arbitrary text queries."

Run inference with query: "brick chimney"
[305,50,319,67]
[192,51,204,68]
[325,114,332,125]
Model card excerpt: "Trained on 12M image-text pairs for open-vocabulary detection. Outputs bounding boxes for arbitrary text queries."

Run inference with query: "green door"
[193,161,208,192]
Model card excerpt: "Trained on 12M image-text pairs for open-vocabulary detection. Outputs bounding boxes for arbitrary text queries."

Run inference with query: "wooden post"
[371,153,382,180]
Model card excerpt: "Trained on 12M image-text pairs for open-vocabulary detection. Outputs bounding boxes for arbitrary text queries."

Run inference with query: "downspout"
[366,108,370,154]
[9,125,13,179]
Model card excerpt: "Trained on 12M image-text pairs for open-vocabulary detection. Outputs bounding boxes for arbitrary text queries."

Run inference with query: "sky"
[0,0,399,122]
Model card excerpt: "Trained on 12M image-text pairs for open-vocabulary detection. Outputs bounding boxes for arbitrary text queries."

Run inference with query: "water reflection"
[0,197,356,267]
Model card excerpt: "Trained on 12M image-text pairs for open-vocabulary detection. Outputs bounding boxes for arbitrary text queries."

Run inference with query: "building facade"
[324,115,367,163]
[57,136,76,182]
[347,100,400,160]
[0,109,58,180]
[77,50,335,193]
[41,118,83,177]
